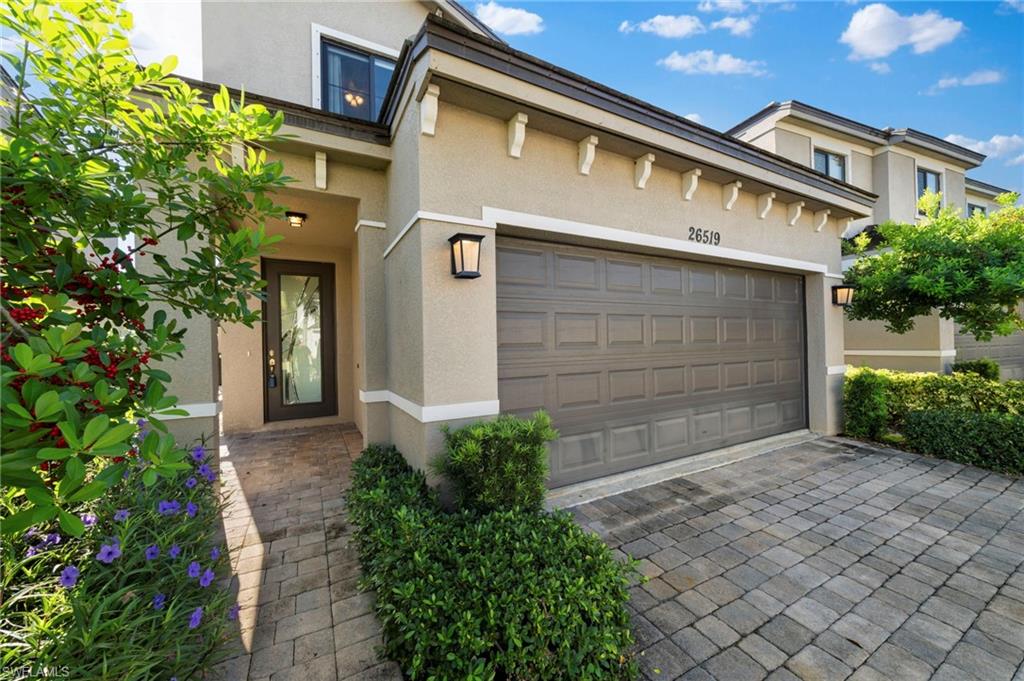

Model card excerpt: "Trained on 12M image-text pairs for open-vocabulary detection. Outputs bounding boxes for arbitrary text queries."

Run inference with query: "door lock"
[267,349,277,388]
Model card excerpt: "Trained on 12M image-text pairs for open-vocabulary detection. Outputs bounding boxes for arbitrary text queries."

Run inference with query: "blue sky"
[123,0,1022,192]
[470,1,1024,192]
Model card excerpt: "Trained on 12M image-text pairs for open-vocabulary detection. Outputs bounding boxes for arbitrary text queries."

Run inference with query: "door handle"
[267,349,277,388]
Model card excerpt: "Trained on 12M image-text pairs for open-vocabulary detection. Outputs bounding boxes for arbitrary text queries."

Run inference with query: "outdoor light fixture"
[832,284,856,307]
[285,211,307,228]
[448,233,484,279]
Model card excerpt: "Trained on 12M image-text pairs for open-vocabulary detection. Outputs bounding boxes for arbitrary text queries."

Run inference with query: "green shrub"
[347,445,637,681]
[435,411,558,513]
[903,410,1024,476]
[843,367,890,438]
[951,358,1001,381]
[0,435,237,679]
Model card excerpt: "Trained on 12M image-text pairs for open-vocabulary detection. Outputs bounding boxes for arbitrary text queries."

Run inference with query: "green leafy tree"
[844,191,1024,341]
[1,0,287,535]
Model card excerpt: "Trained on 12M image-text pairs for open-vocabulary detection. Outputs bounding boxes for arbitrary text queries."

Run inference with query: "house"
[729,101,1024,380]
[166,0,880,487]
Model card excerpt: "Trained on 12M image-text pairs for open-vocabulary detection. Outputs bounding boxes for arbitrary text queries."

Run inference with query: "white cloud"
[1008,154,1024,166]
[925,69,1004,94]
[1000,0,1024,13]
[868,62,891,74]
[684,113,704,124]
[697,0,749,13]
[944,133,1024,162]
[126,0,202,78]
[619,15,706,38]
[659,49,767,76]
[711,15,757,37]
[474,1,544,36]
[840,3,963,61]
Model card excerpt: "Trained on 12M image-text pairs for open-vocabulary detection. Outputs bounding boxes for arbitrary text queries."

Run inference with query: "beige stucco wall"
[773,128,811,166]
[844,312,954,373]
[965,190,1003,215]
[200,1,430,105]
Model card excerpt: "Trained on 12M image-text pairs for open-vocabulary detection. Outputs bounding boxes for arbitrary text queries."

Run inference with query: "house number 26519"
[688,226,721,245]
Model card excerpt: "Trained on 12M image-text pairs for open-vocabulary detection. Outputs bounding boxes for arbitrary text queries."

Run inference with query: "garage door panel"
[497,238,807,487]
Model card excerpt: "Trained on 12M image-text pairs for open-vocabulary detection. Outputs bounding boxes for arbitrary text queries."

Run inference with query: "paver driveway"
[571,437,1024,681]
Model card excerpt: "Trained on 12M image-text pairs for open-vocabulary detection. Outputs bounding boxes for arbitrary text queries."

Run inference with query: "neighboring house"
[171,1,878,487]
[728,101,1023,380]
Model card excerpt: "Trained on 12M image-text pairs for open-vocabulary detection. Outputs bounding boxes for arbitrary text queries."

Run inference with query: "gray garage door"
[956,311,1024,380]
[496,238,807,487]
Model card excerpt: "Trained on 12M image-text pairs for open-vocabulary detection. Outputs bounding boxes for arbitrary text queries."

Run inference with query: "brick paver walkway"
[570,437,1024,681]
[212,425,401,681]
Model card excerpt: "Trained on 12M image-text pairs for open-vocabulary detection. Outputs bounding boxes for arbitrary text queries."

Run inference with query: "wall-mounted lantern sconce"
[285,211,307,228]
[832,284,856,307]
[448,233,484,279]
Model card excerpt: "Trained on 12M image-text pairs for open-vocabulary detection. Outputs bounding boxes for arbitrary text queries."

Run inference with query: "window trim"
[812,146,849,183]
[966,202,986,217]
[310,23,399,112]
[915,165,942,214]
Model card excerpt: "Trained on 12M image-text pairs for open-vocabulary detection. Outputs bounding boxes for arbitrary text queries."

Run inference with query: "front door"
[263,259,338,422]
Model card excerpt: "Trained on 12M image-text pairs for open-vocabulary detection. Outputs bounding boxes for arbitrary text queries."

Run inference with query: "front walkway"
[213,425,401,681]
[571,438,1024,681]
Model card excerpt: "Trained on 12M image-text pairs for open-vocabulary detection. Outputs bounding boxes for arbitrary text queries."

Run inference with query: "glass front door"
[263,259,337,421]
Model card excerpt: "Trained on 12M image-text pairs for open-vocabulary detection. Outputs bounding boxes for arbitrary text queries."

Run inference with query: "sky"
[125,0,1023,193]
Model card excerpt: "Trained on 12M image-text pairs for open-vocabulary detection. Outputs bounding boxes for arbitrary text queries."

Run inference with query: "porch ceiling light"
[285,211,307,228]
[832,284,856,307]
[448,233,484,279]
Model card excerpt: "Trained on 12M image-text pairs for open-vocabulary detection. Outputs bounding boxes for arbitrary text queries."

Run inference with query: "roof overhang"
[384,16,876,218]
[965,177,1013,198]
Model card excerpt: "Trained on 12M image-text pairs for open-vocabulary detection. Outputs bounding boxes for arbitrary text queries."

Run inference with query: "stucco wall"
[200,1,429,105]
[844,312,954,373]
[773,128,811,166]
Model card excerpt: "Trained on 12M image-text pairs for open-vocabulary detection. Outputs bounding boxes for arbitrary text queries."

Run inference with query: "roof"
[726,100,986,169]
[965,176,1014,198]
[384,16,876,208]
[441,0,504,43]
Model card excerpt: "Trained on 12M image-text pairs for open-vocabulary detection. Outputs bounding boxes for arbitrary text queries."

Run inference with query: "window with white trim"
[967,203,986,217]
[321,40,394,122]
[813,148,846,182]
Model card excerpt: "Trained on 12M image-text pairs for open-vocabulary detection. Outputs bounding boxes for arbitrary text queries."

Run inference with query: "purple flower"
[186,501,198,518]
[80,513,97,527]
[190,445,205,463]
[59,565,79,588]
[197,463,212,479]
[96,540,121,564]
[185,476,197,489]
[145,544,160,560]
[137,418,148,436]
[24,527,38,538]
[114,509,129,522]
[43,533,61,547]
[25,545,38,558]
[228,603,240,621]
[188,606,203,629]
[187,561,201,578]
[157,500,181,516]
[199,568,215,588]
[152,592,166,610]
[168,544,181,559]
[210,547,220,561]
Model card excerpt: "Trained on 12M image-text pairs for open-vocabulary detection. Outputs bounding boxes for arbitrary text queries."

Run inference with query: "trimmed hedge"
[435,411,558,513]
[903,410,1024,476]
[951,358,1001,381]
[843,368,889,439]
[347,444,638,680]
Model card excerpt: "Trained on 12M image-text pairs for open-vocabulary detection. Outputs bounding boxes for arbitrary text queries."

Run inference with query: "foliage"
[1,0,287,532]
[348,444,638,681]
[0,433,239,679]
[843,367,889,438]
[951,357,1001,381]
[844,191,1024,341]
[435,411,558,513]
[903,410,1024,476]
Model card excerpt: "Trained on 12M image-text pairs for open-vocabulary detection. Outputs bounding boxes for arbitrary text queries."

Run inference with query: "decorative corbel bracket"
[813,209,831,233]
[682,168,701,201]
[577,135,598,175]
[507,113,528,158]
[419,83,440,137]
[757,192,776,220]
[722,180,742,211]
[634,153,655,189]
[787,201,805,226]
[314,151,327,190]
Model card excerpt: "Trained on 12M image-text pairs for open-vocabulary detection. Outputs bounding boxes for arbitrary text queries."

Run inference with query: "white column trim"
[354,219,386,233]
[383,210,495,258]
[359,390,499,423]
[155,402,221,421]
[826,365,849,375]
[844,350,957,357]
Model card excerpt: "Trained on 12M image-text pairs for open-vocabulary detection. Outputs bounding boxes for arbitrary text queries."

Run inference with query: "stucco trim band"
[844,350,957,357]
[826,365,849,375]
[358,390,499,423]
[156,402,221,421]
[382,210,495,258]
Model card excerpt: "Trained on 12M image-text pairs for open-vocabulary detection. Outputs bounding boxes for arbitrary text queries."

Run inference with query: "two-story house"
[156,0,884,489]
[729,101,1023,380]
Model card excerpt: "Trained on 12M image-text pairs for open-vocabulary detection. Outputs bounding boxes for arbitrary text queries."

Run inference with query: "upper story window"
[967,203,986,217]
[813,149,846,182]
[321,40,395,122]
[917,168,941,200]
